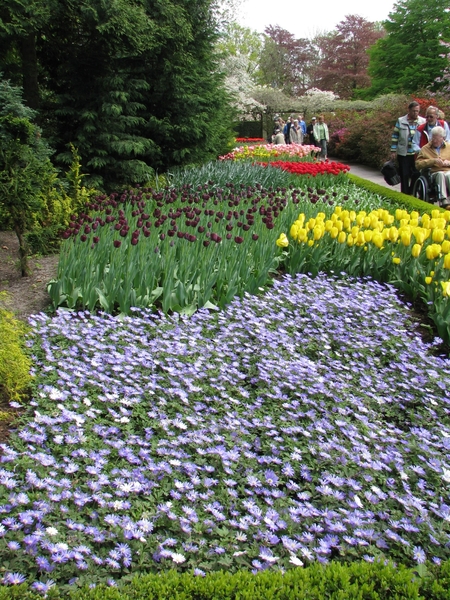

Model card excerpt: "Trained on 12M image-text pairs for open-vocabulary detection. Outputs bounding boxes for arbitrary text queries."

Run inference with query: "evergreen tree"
[0,77,56,275]
[366,0,450,97]
[2,0,235,190]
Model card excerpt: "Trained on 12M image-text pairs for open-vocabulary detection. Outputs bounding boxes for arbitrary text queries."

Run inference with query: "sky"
[236,0,396,39]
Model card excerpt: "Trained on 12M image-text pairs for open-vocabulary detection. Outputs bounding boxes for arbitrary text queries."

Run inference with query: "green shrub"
[0,293,31,401]
[0,560,446,599]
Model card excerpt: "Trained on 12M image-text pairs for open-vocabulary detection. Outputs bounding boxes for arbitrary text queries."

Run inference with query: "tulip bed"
[258,160,351,177]
[48,162,367,316]
[234,137,266,143]
[219,143,320,162]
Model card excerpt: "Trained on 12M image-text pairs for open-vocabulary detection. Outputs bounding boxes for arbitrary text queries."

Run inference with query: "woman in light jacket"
[313,115,329,159]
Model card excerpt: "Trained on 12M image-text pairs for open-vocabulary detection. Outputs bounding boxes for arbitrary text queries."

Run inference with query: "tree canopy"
[366,0,450,97]
[315,15,384,99]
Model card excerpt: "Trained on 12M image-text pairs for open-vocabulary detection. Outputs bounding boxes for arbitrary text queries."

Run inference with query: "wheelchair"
[412,168,445,205]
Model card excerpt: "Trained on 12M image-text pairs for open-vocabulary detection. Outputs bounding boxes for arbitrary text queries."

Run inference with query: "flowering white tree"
[222,54,266,118]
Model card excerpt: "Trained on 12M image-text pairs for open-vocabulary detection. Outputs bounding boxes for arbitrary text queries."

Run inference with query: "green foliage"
[366,0,450,97]
[0,293,31,401]
[0,77,57,273]
[328,95,409,169]
[1,560,450,598]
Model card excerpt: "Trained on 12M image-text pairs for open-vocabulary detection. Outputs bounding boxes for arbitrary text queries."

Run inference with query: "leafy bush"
[0,293,31,401]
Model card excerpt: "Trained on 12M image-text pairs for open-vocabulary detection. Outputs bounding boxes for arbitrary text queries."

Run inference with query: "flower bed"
[219,144,320,161]
[257,161,350,177]
[280,205,450,343]
[1,273,450,591]
[234,137,266,143]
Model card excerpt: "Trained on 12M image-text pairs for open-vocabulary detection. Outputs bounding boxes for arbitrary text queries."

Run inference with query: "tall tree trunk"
[20,32,40,111]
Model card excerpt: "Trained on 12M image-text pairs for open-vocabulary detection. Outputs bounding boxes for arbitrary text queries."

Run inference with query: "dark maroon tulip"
[226,233,232,240]
[252,233,259,241]
[113,240,121,248]
[234,236,244,244]
[93,236,100,244]
[80,235,87,242]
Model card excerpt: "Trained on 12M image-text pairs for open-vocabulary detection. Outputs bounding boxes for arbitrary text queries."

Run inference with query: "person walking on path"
[313,115,329,159]
[289,119,303,144]
[390,101,425,194]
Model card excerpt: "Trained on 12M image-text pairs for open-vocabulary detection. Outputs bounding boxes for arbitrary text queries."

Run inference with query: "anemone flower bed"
[1,274,450,592]
[257,160,351,177]
[219,144,320,161]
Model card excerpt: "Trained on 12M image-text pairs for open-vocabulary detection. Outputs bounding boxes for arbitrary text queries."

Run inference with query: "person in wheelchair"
[415,126,450,208]
[412,106,450,151]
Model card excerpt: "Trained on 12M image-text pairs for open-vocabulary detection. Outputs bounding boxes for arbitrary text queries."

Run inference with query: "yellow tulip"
[410,211,419,220]
[356,231,366,246]
[334,206,342,215]
[442,281,450,296]
[307,218,316,230]
[338,231,346,244]
[308,239,314,247]
[442,240,450,254]
[297,228,308,242]
[389,227,399,242]
[425,244,441,260]
[411,244,422,258]
[372,232,383,248]
[444,254,450,270]
[432,228,445,243]
[364,230,373,242]
[401,231,411,246]
[325,220,333,231]
[425,276,433,285]
[290,223,299,238]
[431,209,441,219]
[413,228,426,244]
[392,257,401,265]
[347,235,354,247]
[330,227,339,239]
[276,233,289,248]
[313,225,324,241]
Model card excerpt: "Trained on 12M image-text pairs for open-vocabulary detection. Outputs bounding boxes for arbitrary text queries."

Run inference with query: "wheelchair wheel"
[412,176,428,201]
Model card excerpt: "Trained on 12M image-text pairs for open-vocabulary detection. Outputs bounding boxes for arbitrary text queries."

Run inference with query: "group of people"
[272,115,329,159]
[391,101,450,207]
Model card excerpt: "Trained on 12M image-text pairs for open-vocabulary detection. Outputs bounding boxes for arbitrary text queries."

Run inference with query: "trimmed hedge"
[1,560,450,599]
[346,173,445,213]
